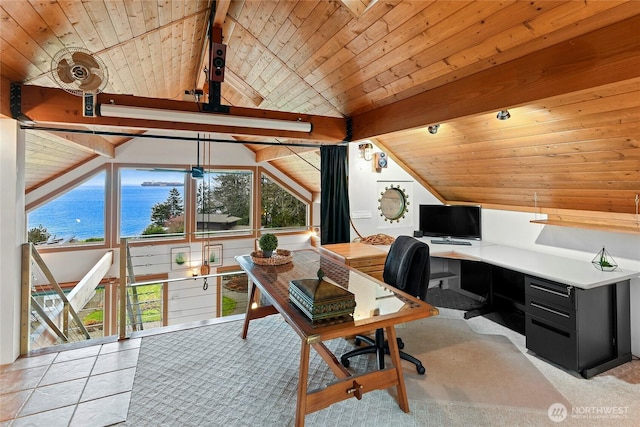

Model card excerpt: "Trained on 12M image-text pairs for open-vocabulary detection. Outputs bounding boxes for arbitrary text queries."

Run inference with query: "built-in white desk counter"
[425,240,639,290]
[324,240,639,378]
[421,239,639,378]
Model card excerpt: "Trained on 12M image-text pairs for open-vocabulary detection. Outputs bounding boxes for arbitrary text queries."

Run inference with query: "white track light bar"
[97,104,312,133]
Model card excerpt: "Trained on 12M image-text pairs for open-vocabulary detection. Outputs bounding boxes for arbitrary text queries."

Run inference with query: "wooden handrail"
[21,243,92,354]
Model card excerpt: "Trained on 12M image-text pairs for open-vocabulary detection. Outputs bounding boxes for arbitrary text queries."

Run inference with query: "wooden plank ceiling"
[1,1,639,220]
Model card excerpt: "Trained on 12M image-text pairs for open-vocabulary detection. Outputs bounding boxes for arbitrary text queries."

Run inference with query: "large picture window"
[260,172,308,230]
[27,171,107,246]
[120,169,186,238]
[196,169,252,234]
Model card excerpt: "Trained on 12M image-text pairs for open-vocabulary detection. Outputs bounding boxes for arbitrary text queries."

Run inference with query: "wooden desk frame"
[237,250,438,426]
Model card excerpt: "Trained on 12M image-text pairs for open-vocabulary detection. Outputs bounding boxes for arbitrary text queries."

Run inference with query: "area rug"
[124,315,568,426]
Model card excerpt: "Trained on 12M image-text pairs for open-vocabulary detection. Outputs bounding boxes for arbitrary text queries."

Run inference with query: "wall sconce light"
[496,110,511,120]
[358,143,373,161]
[427,124,440,134]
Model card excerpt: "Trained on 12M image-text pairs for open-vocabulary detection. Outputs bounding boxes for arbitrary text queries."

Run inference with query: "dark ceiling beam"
[16,87,348,142]
[351,15,640,140]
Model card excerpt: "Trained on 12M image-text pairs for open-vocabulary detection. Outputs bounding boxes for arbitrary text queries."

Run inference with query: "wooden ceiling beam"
[351,15,640,140]
[213,0,231,27]
[42,130,115,158]
[15,86,348,142]
[255,144,318,163]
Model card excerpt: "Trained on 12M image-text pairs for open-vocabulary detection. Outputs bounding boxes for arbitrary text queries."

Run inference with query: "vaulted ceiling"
[1,1,639,224]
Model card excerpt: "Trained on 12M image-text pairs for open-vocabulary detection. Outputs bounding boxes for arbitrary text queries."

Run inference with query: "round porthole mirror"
[378,185,409,222]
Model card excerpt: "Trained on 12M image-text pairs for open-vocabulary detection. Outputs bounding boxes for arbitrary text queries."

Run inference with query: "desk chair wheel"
[341,357,350,368]
[416,364,426,375]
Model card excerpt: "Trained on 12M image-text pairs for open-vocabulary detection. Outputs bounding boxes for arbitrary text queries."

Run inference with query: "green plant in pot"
[259,233,278,257]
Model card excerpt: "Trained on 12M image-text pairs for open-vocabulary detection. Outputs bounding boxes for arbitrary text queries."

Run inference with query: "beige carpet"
[394,317,570,410]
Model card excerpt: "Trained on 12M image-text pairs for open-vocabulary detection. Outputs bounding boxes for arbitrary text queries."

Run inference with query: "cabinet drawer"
[349,258,386,269]
[525,313,577,371]
[525,296,575,330]
[525,276,575,310]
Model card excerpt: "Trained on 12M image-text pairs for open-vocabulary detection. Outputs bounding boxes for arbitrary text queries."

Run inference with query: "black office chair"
[340,236,430,374]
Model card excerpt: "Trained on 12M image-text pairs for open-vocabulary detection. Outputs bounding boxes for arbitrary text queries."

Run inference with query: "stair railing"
[20,243,91,354]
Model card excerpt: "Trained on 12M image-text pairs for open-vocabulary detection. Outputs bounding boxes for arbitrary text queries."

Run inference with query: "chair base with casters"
[340,328,426,375]
[340,236,431,376]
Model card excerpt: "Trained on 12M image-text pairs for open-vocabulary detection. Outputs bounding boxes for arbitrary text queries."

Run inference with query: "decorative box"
[289,278,356,322]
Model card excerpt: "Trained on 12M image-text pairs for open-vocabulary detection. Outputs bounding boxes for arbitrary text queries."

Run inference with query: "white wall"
[348,141,440,239]
[347,141,640,357]
[0,119,26,365]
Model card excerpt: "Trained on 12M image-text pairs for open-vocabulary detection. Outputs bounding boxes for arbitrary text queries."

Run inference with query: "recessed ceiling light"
[496,110,511,120]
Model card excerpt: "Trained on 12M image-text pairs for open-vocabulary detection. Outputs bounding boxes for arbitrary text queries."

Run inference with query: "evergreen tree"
[196,182,221,214]
[28,224,51,244]
[261,176,306,228]
[211,173,251,225]
[150,187,184,227]
[166,188,184,217]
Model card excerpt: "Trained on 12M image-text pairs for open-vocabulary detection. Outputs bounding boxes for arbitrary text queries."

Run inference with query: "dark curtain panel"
[320,145,350,244]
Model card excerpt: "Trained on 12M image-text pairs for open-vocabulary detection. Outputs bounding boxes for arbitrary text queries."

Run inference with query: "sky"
[84,170,189,186]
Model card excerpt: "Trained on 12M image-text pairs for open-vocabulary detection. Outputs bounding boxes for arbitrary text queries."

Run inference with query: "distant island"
[141,181,184,187]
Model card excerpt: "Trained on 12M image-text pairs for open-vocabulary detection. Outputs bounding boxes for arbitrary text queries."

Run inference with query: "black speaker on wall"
[211,43,226,82]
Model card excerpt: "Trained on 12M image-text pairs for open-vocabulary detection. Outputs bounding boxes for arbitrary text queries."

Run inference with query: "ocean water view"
[28,185,184,241]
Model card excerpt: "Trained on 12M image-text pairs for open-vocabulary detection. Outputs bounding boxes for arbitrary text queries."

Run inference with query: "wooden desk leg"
[295,340,311,427]
[241,282,258,339]
[386,325,410,413]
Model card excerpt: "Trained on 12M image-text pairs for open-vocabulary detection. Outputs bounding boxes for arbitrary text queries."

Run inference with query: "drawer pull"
[530,302,570,318]
[530,284,569,298]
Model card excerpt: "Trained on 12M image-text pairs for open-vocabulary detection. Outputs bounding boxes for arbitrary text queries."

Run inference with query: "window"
[120,169,186,238]
[27,171,106,245]
[260,172,308,230]
[196,169,252,234]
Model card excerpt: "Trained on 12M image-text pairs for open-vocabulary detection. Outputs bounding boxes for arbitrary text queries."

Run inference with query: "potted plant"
[259,233,278,257]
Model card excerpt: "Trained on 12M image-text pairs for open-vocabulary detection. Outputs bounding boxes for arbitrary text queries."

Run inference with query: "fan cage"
[51,47,109,96]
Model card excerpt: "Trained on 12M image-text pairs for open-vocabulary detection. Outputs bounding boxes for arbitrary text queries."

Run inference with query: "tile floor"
[0,338,141,427]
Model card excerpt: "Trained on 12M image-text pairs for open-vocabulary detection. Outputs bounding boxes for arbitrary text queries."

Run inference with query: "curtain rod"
[19,125,344,148]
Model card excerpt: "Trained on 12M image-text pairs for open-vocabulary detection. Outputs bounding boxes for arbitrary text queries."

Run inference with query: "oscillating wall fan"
[51,47,109,117]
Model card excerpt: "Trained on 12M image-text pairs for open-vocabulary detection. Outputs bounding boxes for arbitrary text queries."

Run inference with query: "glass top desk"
[236,249,438,427]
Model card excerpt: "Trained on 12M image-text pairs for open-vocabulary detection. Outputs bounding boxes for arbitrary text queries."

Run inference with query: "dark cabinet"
[525,276,631,378]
